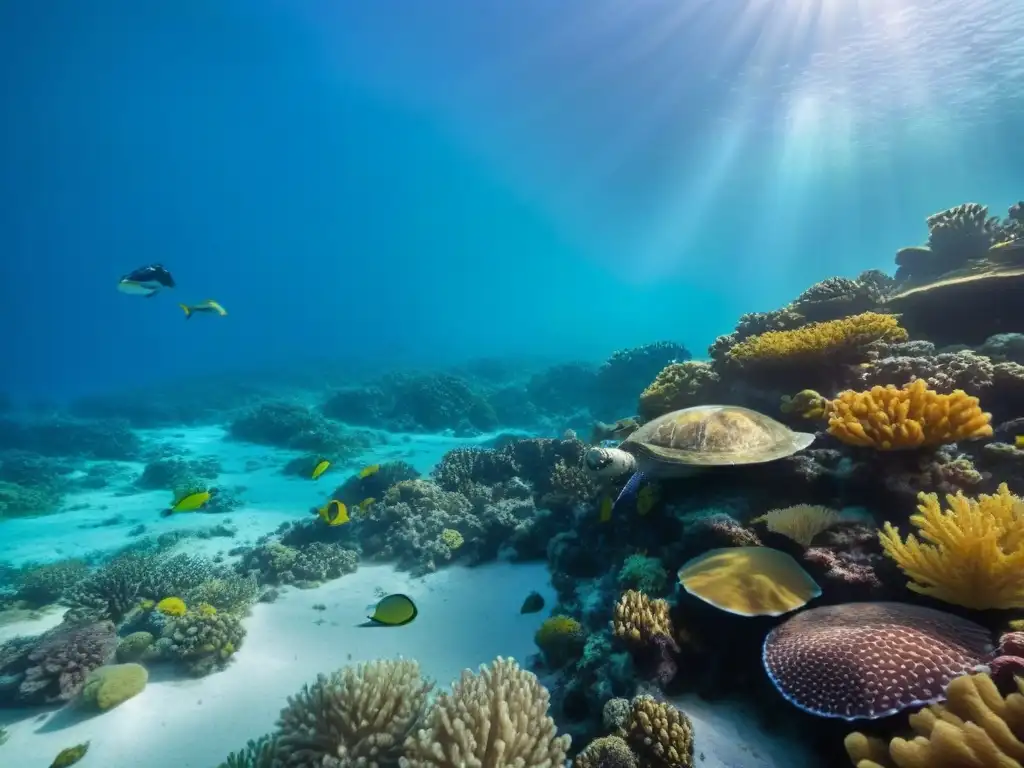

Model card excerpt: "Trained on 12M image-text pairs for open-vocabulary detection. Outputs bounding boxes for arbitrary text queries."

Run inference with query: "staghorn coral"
[763,602,994,720]
[217,735,278,768]
[623,695,693,768]
[727,312,907,364]
[753,505,844,547]
[275,659,432,767]
[573,735,639,768]
[826,379,992,449]
[638,361,721,421]
[879,483,1024,609]
[845,673,1024,768]
[400,656,570,768]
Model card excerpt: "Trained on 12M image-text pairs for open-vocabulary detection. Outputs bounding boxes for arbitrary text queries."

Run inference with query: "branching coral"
[826,379,993,449]
[613,590,674,646]
[15,559,89,606]
[727,312,907,364]
[845,673,1024,768]
[623,695,694,768]
[400,656,570,768]
[879,483,1024,609]
[217,735,277,768]
[753,505,844,547]
[638,361,721,421]
[275,659,432,767]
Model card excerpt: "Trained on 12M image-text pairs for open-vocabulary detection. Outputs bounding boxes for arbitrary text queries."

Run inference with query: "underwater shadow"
[34,703,102,734]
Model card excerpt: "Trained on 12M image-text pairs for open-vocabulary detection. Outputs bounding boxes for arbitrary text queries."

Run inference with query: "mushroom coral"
[879,483,1024,610]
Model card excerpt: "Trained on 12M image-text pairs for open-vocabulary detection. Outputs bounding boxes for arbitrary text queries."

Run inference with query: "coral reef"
[638,362,720,421]
[228,401,370,456]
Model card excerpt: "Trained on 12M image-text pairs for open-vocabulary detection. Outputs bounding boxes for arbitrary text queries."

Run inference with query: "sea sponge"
[677,547,821,617]
[275,659,432,767]
[573,735,639,768]
[879,483,1024,609]
[727,312,907,363]
[612,590,674,646]
[623,695,694,768]
[752,505,844,547]
[763,602,993,720]
[534,615,587,667]
[638,361,720,421]
[845,673,1024,767]
[780,389,829,419]
[400,656,570,768]
[826,379,993,450]
[78,663,148,711]
[155,596,187,616]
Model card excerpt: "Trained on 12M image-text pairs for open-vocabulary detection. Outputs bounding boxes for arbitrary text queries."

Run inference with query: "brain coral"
[763,602,994,720]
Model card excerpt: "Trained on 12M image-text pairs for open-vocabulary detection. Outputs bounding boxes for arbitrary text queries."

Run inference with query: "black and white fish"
[117,264,176,297]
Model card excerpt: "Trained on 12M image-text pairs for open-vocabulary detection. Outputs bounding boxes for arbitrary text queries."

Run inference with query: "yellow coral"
[780,389,828,419]
[612,589,674,646]
[155,596,187,616]
[728,312,907,362]
[138,599,155,611]
[752,505,844,547]
[440,528,464,551]
[827,379,992,449]
[625,695,694,768]
[196,602,218,616]
[535,615,584,649]
[846,673,1024,768]
[638,361,719,421]
[879,483,1024,609]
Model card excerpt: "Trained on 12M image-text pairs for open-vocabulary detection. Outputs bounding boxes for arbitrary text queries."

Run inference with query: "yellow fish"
[162,489,215,517]
[363,593,418,626]
[311,459,331,480]
[317,499,350,527]
[356,497,375,515]
[637,485,657,516]
[598,495,613,523]
[180,299,227,319]
[1015,435,1024,449]
[358,464,380,479]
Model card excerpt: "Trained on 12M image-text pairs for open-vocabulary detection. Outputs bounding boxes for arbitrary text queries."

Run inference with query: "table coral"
[845,673,1024,768]
[827,379,992,449]
[763,602,993,720]
[879,483,1024,609]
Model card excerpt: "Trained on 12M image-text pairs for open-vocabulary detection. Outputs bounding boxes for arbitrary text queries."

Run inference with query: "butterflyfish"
[161,488,216,517]
[180,299,227,319]
[317,499,350,527]
[358,464,380,479]
[311,459,331,480]
[598,495,613,523]
[364,593,418,626]
[1016,435,1024,449]
[117,264,175,297]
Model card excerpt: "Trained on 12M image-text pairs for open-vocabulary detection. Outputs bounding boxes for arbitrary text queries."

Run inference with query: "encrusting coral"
[826,379,993,450]
[752,505,844,547]
[275,658,432,767]
[727,312,908,364]
[879,483,1024,610]
[844,673,1024,768]
[401,656,570,768]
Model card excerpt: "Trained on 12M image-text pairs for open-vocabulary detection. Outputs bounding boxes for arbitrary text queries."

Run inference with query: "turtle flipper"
[612,470,646,514]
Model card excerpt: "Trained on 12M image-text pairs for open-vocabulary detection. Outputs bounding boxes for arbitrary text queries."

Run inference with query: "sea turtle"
[584,405,815,513]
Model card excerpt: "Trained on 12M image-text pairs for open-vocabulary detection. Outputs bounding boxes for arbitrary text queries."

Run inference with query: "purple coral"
[762,602,993,720]
[14,620,117,704]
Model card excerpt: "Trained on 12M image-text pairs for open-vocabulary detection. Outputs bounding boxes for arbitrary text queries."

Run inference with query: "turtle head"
[584,446,637,480]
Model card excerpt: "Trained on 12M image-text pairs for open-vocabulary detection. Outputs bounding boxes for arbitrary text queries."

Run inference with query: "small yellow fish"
[356,497,375,515]
[162,488,215,517]
[180,299,227,319]
[358,464,380,479]
[637,485,657,516]
[1015,435,1024,449]
[50,741,90,768]
[317,499,350,527]
[599,495,613,523]
[311,459,331,480]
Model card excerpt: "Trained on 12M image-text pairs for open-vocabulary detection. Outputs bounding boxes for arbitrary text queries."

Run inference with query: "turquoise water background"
[2,0,1021,400]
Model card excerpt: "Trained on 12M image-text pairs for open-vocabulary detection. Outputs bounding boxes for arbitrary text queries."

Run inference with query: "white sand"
[0,562,557,768]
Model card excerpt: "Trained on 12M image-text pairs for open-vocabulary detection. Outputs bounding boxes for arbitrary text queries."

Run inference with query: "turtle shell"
[622,405,815,466]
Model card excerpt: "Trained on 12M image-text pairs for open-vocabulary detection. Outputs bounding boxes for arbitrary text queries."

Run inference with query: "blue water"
[1,0,1021,399]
